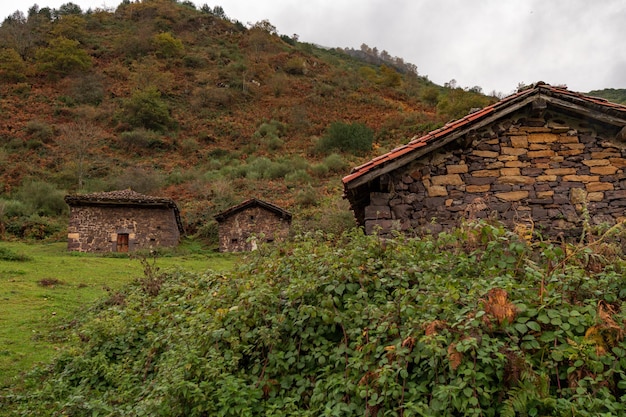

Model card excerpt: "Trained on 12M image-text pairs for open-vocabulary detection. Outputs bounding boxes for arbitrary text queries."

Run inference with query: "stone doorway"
[116,233,129,252]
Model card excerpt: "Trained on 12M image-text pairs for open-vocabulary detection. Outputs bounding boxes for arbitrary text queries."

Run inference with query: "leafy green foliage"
[121,87,176,132]
[35,36,92,77]
[9,223,626,415]
[0,48,28,82]
[0,246,31,261]
[317,121,374,154]
[436,87,494,120]
[14,180,67,217]
[152,32,184,58]
[587,88,626,104]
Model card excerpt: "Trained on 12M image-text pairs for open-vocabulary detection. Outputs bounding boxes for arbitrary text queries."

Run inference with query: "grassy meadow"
[0,240,238,387]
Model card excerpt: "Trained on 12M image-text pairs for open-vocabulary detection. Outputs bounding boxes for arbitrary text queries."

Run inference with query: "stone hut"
[65,189,183,252]
[214,198,292,252]
[343,82,626,239]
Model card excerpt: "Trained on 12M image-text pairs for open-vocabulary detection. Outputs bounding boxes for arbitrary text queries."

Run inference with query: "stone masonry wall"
[67,205,181,252]
[364,114,626,238]
[218,206,290,252]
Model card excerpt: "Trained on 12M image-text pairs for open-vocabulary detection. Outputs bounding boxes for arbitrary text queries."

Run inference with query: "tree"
[59,121,102,190]
[0,48,28,82]
[55,2,83,16]
[0,11,41,59]
[379,64,401,87]
[121,87,175,132]
[35,36,92,77]
[51,15,87,41]
[152,32,184,58]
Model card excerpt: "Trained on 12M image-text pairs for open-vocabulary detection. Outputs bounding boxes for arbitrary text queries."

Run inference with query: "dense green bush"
[15,180,67,217]
[121,87,176,132]
[0,47,28,82]
[10,223,626,415]
[317,121,374,154]
[35,36,92,77]
[152,32,184,58]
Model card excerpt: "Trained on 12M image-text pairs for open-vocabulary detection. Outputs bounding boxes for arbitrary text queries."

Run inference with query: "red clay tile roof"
[342,82,626,189]
[214,198,292,222]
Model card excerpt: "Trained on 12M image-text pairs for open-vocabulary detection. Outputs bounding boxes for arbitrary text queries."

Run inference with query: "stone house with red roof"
[215,198,292,252]
[65,189,183,252]
[343,82,626,238]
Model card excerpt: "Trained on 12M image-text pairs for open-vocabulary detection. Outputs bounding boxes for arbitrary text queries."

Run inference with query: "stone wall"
[364,113,626,238]
[67,205,181,252]
[218,206,291,252]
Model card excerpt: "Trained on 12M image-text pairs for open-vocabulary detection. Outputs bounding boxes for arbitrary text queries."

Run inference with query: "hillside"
[0,0,494,244]
[587,88,626,105]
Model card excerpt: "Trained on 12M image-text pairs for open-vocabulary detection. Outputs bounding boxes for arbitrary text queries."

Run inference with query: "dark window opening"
[249,215,255,221]
[231,238,238,244]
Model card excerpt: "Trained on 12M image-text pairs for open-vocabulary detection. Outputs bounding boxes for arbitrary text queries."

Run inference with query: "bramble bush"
[7,222,626,416]
[317,121,374,155]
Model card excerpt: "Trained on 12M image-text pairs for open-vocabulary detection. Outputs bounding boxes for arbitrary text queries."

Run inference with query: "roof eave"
[343,93,542,190]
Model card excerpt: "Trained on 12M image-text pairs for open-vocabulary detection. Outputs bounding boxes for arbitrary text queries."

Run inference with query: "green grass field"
[0,240,238,387]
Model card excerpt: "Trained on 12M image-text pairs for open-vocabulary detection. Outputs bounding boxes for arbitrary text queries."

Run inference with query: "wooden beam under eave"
[541,96,626,127]
[344,95,539,190]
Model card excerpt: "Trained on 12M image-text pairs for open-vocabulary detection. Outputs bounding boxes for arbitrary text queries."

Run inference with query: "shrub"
[152,32,184,58]
[121,87,175,132]
[253,120,286,150]
[14,224,626,414]
[309,162,329,177]
[24,120,54,143]
[0,246,31,261]
[295,184,319,207]
[15,181,67,217]
[285,169,311,186]
[283,56,306,75]
[35,36,92,77]
[0,48,28,82]
[119,128,165,152]
[317,121,374,154]
[323,153,348,173]
[0,199,29,218]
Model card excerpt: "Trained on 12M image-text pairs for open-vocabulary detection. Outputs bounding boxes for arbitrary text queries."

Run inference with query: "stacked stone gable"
[215,199,292,252]
[354,92,626,239]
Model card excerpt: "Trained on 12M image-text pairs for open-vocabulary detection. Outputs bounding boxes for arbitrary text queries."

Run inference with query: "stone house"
[65,189,183,252]
[214,198,292,252]
[343,82,626,239]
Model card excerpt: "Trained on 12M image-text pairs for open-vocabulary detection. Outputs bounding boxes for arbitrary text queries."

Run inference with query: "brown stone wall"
[364,115,626,238]
[218,206,290,252]
[67,205,181,252]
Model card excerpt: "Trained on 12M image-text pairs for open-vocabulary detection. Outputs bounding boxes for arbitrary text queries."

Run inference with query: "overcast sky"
[2,0,625,95]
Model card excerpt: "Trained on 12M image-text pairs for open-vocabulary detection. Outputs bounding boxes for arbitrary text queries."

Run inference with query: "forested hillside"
[0,0,494,245]
[587,88,626,105]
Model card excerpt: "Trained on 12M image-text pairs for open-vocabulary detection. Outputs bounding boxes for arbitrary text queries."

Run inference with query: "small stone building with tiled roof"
[64,189,183,252]
[214,198,292,252]
[343,82,626,238]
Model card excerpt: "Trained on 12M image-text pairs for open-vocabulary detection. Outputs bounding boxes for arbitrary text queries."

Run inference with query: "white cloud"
[2,0,625,94]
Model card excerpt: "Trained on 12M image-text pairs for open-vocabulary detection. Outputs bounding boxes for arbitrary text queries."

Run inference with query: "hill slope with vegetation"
[0,0,494,245]
[5,222,626,416]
